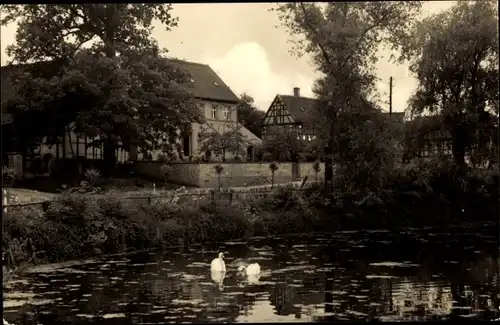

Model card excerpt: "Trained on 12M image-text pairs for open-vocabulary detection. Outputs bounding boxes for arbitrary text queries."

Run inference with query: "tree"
[262,128,305,162]
[274,2,422,193]
[198,123,247,162]
[1,4,203,175]
[312,161,321,181]
[268,162,278,189]
[213,164,224,190]
[403,0,499,166]
[237,93,265,138]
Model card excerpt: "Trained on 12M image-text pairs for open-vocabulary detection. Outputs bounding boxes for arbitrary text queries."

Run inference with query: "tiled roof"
[0,58,240,121]
[170,59,239,103]
[204,120,262,146]
[276,95,408,125]
[277,95,322,123]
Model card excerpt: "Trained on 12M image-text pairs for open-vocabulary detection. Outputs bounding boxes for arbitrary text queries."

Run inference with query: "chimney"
[293,87,300,97]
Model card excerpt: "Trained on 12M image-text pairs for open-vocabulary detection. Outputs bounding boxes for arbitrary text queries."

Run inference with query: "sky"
[0,2,456,112]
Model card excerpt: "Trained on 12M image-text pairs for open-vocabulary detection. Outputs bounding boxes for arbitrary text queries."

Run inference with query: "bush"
[2,166,15,187]
[4,164,497,270]
[306,157,499,229]
[2,188,324,268]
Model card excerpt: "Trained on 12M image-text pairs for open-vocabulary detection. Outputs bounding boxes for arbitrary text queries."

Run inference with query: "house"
[404,112,498,166]
[135,59,261,162]
[260,87,404,143]
[261,87,319,142]
[1,59,262,174]
[404,115,453,159]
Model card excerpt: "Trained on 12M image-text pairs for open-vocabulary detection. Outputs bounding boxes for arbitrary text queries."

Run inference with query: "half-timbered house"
[261,87,319,142]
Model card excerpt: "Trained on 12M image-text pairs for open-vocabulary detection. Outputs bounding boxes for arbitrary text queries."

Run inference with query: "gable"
[261,96,296,125]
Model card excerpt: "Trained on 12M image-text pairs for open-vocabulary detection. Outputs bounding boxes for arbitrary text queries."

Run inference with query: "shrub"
[2,166,15,187]
[4,163,497,270]
[157,153,168,163]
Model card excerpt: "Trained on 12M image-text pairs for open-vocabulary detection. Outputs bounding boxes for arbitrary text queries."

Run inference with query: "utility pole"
[389,76,393,116]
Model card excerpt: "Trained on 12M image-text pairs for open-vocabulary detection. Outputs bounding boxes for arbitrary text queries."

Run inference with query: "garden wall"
[198,163,293,188]
[134,162,320,188]
[299,162,325,181]
[134,162,201,187]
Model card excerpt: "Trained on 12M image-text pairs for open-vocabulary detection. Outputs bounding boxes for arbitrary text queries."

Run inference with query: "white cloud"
[202,42,315,111]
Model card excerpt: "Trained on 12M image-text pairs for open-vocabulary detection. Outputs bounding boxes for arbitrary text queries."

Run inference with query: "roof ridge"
[168,58,211,68]
[278,94,319,101]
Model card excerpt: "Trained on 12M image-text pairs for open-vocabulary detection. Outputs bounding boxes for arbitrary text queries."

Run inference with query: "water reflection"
[210,271,226,291]
[3,226,499,324]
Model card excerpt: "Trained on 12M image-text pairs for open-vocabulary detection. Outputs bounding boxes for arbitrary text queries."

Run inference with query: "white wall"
[137,99,249,161]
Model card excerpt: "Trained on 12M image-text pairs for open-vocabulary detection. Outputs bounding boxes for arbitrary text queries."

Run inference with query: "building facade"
[261,87,318,142]
[133,60,261,162]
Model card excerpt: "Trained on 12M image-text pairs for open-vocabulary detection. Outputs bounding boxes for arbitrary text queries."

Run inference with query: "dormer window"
[211,106,217,119]
[223,107,229,120]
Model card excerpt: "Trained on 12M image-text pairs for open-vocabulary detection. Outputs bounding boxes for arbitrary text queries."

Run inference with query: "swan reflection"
[210,271,226,291]
[247,274,261,285]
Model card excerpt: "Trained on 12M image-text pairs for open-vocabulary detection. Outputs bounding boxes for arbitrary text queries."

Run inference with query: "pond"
[4,224,499,324]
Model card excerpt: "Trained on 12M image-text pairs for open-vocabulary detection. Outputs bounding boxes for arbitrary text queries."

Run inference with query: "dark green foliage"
[0,4,204,175]
[237,93,265,138]
[3,165,497,270]
[274,2,422,191]
[402,0,499,166]
[310,160,498,229]
[2,188,317,267]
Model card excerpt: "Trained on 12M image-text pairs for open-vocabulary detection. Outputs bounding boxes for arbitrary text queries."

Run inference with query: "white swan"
[210,252,226,272]
[238,263,261,276]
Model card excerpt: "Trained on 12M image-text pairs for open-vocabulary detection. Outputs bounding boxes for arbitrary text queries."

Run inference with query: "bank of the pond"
[2,187,324,271]
[3,170,498,275]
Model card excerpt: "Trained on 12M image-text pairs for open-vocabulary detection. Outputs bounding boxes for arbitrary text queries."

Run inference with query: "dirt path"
[3,188,59,205]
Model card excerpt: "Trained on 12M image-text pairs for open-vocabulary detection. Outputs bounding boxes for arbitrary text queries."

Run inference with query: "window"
[223,107,229,120]
[211,106,217,119]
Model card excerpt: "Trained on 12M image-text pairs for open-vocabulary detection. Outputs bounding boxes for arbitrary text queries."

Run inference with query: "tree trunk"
[324,139,334,195]
[103,139,117,177]
[451,124,467,166]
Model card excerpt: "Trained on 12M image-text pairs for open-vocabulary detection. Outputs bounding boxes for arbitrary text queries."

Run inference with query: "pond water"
[4,225,499,324]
